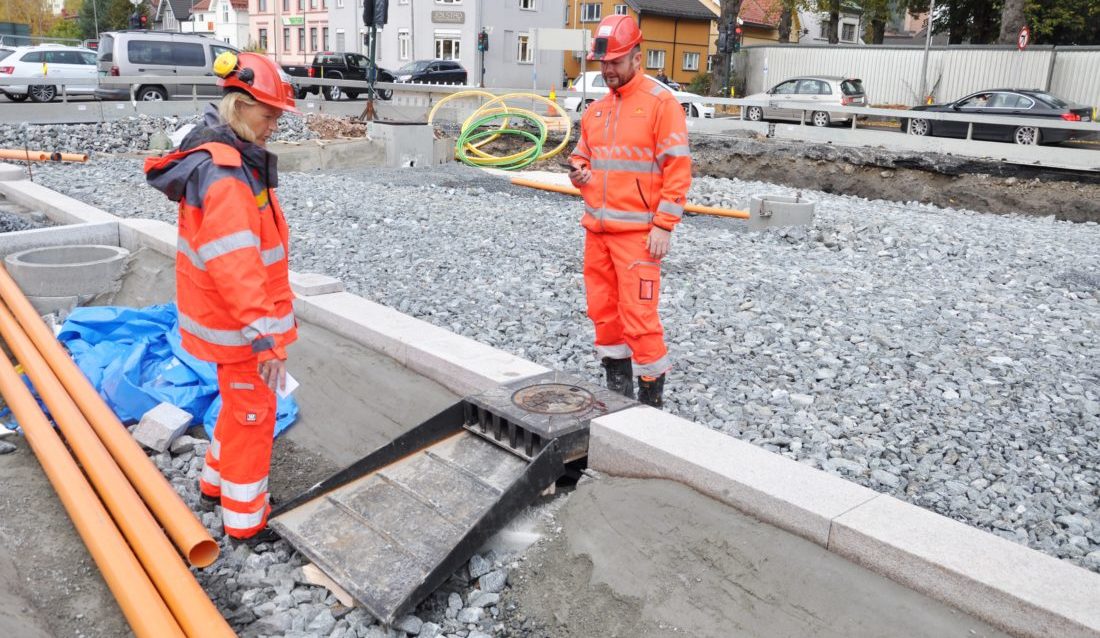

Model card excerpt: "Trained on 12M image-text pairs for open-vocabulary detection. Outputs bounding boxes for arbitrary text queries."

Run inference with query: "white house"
[798,5,864,45]
[182,0,251,48]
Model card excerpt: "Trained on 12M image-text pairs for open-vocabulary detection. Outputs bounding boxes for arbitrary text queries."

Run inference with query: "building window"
[258,28,268,50]
[614,4,627,15]
[310,27,317,51]
[841,22,856,41]
[336,0,343,6]
[517,33,532,63]
[682,51,699,71]
[398,29,410,60]
[298,27,305,52]
[297,0,303,9]
[706,55,714,73]
[436,0,461,4]
[221,2,228,22]
[399,0,408,4]
[283,28,290,50]
[645,49,665,69]
[282,0,288,10]
[258,0,266,11]
[336,29,345,52]
[435,31,460,59]
[310,0,317,8]
[520,0,534,9]
[580,3,600,22]
[323,27,329,50]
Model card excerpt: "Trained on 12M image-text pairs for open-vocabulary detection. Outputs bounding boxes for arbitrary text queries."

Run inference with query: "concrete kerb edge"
[589,406,1100,637]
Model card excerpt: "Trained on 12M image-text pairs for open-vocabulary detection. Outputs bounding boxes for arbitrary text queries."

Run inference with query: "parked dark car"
[394,59,467,85]
[900,89,1092,145]
[282,52,393,101]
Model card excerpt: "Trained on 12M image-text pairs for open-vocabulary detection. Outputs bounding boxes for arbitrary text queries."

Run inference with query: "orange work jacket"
[569,72,692,233]
[145,137,296,364]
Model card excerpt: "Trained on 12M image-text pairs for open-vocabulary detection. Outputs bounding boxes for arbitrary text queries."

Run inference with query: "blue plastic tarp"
[58,303,298,439]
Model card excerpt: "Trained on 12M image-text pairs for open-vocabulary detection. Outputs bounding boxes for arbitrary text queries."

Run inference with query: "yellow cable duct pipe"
[0,264,219,568]
[0,302,236,638]
[0,339,186,638]
[508,177,751,219]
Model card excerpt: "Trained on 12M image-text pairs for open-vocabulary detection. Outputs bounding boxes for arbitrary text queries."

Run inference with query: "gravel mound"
[33,158,1100,575]
[0,113,316,155]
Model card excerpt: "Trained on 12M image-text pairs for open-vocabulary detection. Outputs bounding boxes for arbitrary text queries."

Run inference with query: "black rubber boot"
[601,357,634,399]
[637,374,665,409]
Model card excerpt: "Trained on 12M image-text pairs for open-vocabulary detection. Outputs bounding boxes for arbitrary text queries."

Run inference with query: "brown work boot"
[601,357,634,399]
[637,374,665,409]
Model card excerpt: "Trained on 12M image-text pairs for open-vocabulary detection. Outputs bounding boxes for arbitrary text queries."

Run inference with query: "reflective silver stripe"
[210,436,220,460]
[657,201,684,219]
[230,382,255,390]
[634,355,671,378]
[222,506,266,531]
[590,159,659,174]
[180,312,294,347]
[595,343,632,359]
[245,313,295,341]
[197,230,260,263]
[656,145,690,163]
[260,244,285,266]
[222,476,268,503]
[177,238,206,271]
[649,84,663,96]
[201,464,221,487]
[584,205,653,225]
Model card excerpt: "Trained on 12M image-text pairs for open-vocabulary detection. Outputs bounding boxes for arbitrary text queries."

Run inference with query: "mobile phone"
[559,162,578,171]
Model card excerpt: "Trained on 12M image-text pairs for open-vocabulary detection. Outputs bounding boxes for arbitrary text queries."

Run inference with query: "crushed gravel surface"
[31,157,1100,577]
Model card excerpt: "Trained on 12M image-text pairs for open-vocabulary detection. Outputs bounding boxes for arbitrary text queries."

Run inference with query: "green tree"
[1025,0,1100,45]
[46,17,84,42]
[905,0,1002,44]
[79,0,148,40]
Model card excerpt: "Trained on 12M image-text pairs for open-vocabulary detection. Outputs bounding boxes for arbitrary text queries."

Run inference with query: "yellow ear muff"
[213,51,239,78]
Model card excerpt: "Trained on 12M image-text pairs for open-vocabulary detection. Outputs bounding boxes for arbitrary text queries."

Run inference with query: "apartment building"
[248,0,330,64]
[328,0,565,89]
[564,0,716,86]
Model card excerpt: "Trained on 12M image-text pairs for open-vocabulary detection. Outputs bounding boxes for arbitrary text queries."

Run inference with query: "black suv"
[282,52,394,101]
[394,59,467,85]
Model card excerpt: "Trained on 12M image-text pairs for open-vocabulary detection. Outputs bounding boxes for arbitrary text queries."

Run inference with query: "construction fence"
[737,44,1100,107]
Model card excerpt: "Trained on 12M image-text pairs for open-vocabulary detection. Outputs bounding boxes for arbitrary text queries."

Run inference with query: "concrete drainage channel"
[0,172,1095,638]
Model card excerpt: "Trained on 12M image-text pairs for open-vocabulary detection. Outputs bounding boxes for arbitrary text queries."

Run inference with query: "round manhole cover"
[512,384,595,415]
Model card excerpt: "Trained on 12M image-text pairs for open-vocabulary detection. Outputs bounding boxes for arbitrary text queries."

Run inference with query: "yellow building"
[564,0,718,87]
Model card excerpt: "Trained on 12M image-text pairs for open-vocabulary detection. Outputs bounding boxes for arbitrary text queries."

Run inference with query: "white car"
[564,71,714,119]
[0,44,99,103]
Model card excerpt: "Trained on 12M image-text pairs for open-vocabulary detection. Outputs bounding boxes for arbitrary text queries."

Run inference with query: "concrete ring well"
[4,244,130,298]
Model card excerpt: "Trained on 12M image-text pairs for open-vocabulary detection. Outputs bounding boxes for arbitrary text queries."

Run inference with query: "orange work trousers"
[583,230,671,378]
[198,357,276,539]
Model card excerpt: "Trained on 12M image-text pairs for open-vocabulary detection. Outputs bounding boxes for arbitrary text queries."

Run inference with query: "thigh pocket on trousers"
[628,261,661,305]
[225,375,271,427]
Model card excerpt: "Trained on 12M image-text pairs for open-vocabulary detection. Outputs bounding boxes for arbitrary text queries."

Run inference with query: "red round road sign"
[1018,25,1031,50]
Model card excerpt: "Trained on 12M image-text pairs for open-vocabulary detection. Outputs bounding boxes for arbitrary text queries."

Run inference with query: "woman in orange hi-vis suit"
[145,51,299,542]
[567,14,692,409]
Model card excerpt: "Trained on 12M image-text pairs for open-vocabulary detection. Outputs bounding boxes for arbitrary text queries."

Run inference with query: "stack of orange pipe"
[0,263,235,638]
[0,149,88,162]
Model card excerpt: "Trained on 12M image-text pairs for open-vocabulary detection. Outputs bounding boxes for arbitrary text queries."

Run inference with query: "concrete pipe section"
[4,244,129,316]
[748,193,816,231]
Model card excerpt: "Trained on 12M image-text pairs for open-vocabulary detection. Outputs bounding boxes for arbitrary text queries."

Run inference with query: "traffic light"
[733,26,743,52]
[362,0,388,28]
[140,14,147,28]
[477,29,488,52]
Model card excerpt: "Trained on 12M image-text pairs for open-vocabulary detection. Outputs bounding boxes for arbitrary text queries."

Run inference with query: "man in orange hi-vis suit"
[567,14,692,409]
[145,51,299,543]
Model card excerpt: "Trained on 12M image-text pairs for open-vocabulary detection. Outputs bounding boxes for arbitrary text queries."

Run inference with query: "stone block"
[133,402,193,453]
[830,494,1100,638]
[748,194,815,231]
[289,271,344,296]
[588,406,877,547]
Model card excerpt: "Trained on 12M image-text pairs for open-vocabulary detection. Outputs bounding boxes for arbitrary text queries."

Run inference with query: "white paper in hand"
[278,372,299,399]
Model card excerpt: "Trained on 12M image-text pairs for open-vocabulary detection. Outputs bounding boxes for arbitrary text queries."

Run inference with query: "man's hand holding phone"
[562,161,592,186]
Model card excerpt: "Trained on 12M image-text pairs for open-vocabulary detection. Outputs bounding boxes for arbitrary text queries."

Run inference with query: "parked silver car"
[743,76,866,126]
[94,31,237,101]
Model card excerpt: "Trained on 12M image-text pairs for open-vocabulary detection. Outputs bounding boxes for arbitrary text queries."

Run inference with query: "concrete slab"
[294,292,548,396]
[509,476,1009,638]
[0,181,117,225]
[0,163,26,181]
[588,406,877,547]
[830,495,1100,638]
[118,218,178,256]
[289,272,344,296]
[0,222,119,259]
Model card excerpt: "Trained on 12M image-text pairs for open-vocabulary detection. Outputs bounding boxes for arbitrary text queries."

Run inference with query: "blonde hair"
[218,91,260,143]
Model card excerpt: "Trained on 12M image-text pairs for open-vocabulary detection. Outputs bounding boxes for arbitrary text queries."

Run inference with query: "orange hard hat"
[215,51,300,114]
[588,15,643,62]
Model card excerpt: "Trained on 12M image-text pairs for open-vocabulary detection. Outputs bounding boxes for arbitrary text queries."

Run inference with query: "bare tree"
[825,0,840,44]
[997,0,1026,44]
[712,0,743,96]
[777,8,793,42]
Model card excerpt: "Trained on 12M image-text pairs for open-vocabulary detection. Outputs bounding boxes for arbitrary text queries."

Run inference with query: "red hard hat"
[588,15,643,62]
[217,52,300,114]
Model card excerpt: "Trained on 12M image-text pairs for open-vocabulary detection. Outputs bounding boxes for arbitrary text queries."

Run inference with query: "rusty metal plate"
[511,383,595,415]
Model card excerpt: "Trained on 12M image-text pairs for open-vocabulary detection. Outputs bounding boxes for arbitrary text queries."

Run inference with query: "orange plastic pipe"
[0,344,185,638]
[0,149,88,162]
[0,264,219,568]
[509,176,750,219]
[0,302,236,638]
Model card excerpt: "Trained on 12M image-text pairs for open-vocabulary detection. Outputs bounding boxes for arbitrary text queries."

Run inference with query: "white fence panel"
[741,45,1100,107]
